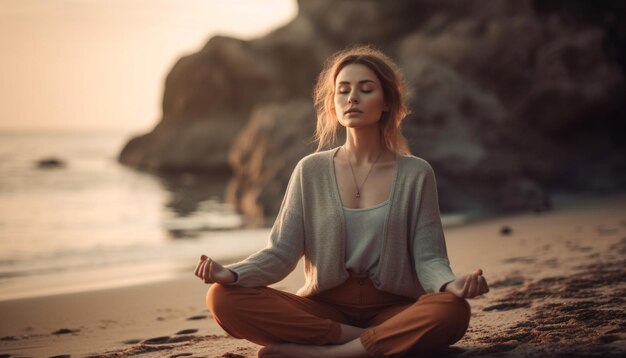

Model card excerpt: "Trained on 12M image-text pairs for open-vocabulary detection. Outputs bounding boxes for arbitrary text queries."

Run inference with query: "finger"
[204,259,214,284]
[196,259,207,279]
[478,276,487,295]
[467,274,478,298]
[472,273,482,297]
[478,275,489,294]
[194,259,203,278]
[202,259,210,283]
[194,261,201,278]
[208,260,215,282]
[194,256,207,277]
[460,275,470,298]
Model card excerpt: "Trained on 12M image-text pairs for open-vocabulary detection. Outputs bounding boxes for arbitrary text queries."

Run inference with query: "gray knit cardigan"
[226,147,456,298]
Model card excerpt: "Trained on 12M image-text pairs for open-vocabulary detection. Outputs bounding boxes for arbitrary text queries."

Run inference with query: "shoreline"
[1,193,625,357]
[0,228,271,303]
[1,191,615,303]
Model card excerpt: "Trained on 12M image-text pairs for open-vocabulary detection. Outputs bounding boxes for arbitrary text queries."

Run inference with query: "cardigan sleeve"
[412,163,456,293]
[225,162,305,287]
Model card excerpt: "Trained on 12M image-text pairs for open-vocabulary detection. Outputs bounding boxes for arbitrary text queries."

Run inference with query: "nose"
[348,95,359,104]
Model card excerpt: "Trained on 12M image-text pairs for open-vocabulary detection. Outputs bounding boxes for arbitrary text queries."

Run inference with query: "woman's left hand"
[445,268,489,299]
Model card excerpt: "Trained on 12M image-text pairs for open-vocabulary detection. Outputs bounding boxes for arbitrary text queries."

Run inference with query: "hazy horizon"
[0,0,297,134]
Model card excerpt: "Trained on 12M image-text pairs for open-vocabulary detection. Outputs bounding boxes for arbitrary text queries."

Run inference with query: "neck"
[343,126,386,164]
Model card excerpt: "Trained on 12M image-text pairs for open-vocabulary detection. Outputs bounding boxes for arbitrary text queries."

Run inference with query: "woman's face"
[333,63,387,129]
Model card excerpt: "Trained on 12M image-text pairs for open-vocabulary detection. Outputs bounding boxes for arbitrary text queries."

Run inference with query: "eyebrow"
[337,80,376,85]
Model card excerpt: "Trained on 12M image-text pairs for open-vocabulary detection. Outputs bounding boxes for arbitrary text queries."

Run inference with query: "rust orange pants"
[207,273,470,357]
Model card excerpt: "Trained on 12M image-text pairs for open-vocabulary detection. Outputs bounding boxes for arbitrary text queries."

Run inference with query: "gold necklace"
[343,146,382,199]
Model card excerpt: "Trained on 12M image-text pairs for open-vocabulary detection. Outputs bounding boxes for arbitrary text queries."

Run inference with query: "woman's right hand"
[194,255,236,284]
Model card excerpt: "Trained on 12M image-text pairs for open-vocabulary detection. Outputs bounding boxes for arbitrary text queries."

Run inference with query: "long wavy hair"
[313,45,410,154]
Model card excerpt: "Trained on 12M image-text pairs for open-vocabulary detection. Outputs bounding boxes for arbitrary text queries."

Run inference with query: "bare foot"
[334,324,366,344]
[257,339,368,358]
[258,343,327,358]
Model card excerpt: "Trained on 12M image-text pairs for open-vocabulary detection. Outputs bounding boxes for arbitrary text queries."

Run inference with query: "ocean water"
[0,130,472,301]
[0,130,267,300]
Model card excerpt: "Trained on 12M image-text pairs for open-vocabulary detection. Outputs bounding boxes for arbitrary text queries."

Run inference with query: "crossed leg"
[207,284,363,346]
[208,285,470,357]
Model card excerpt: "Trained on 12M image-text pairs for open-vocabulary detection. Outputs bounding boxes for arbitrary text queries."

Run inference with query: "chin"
[342,120,379,129]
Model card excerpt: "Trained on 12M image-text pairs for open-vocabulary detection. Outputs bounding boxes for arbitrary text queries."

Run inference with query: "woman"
[194,45,489,357]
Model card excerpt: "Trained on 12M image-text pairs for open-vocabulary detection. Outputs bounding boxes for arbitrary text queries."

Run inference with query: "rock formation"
[119,0,626,223]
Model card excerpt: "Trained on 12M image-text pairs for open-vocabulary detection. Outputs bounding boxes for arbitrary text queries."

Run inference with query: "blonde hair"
[313,45,410,154]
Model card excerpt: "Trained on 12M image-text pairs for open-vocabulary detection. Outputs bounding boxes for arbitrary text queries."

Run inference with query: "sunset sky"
[0,0,297,133]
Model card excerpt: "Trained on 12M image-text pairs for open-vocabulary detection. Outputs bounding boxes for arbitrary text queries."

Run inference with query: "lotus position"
[195,45,489,357]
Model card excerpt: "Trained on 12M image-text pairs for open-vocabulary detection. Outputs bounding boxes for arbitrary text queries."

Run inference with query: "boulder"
[399,58,550,213]
[396,2,625,194]
[119,0,625,223]
[226,99,317,225]
[119,13,334,173]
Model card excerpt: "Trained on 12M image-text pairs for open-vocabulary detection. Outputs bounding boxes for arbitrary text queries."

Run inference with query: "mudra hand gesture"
[194,255,236,284]
[445,269,489,299]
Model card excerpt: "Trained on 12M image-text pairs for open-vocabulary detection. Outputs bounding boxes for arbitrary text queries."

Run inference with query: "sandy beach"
[1,194,625,358]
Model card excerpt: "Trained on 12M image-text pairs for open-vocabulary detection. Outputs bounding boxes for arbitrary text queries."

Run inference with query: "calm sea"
[0,129,472,301]
[0,130,267,300]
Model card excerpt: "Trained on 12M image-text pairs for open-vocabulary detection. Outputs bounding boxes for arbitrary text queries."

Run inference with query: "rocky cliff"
[119,0,626,222]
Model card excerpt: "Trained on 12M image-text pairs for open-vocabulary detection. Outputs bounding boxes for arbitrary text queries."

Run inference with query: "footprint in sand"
[595,225,619,236]
[132,329,199,346]
[168,335,196,343]
[141,336,171,344]
[52,328,79,335]
[490,276,525,289]
[176,329,198,335]
[483,302,531,311]
[186,314,208,320]
[141,335,198,345]
[502,257,536,264]
[122,338,142,344]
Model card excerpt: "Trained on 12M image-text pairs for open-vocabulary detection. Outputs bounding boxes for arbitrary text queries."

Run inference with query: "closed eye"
[337,88,373,94]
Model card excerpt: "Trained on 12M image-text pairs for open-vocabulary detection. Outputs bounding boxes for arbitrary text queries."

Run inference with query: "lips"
[344,108,363,115]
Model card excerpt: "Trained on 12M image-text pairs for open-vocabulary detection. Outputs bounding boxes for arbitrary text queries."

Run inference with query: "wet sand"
[1,194,625,357]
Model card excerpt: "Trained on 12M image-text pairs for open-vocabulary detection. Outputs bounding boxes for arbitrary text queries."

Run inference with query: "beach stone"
[119,0,626,223]
[500,226,513,236]
[36,157,65,169]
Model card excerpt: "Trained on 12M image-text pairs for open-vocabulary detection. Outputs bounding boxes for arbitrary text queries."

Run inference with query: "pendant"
[355,192,361,198]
